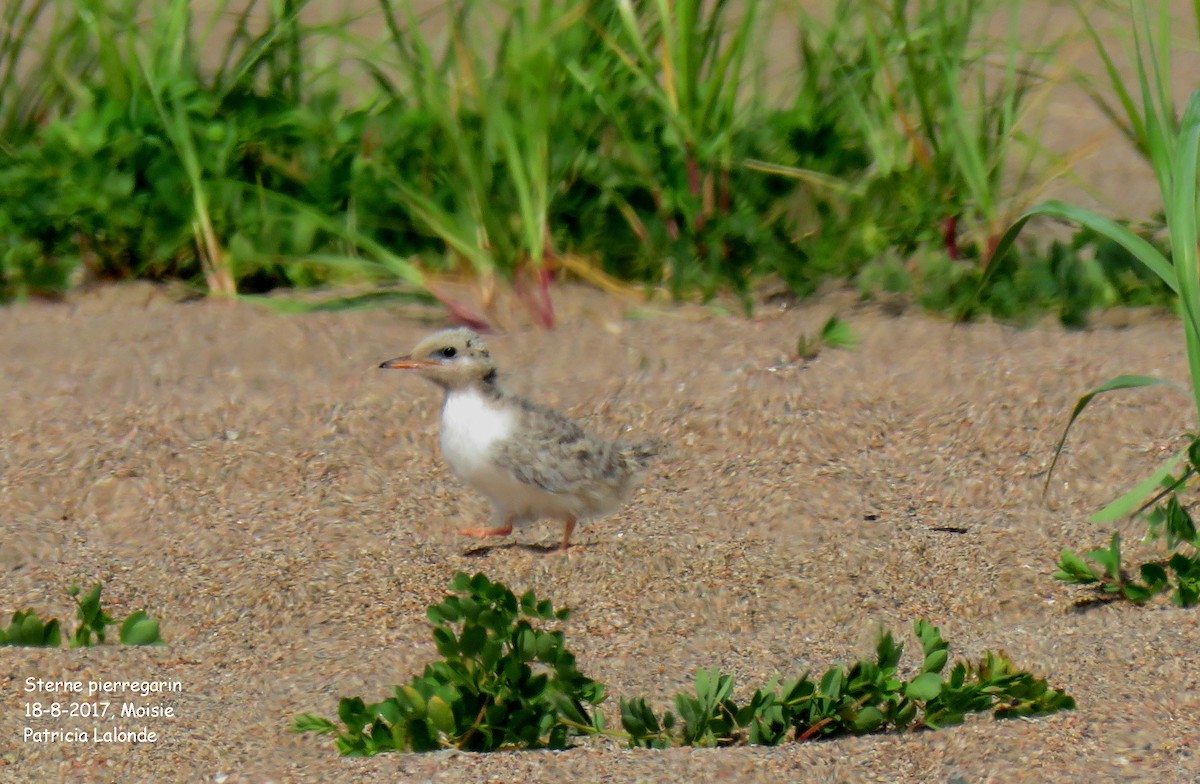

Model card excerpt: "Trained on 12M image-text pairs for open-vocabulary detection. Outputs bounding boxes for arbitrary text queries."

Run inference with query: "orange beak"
[379,356,438,370]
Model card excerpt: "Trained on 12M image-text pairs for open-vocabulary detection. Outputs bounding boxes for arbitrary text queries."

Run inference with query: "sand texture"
[2,283,1199,782]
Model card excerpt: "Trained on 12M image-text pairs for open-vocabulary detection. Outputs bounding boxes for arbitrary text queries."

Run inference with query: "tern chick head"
[379,328,497,390]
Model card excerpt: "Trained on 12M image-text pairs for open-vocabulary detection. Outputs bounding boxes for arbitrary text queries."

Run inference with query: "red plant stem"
[430,287,491,332]
[942,215,960,261]
[797,717,834,741]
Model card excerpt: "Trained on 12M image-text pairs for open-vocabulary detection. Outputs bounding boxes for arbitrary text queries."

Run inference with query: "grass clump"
[0,0,1183,326]
[0,583,163,647]
[294,572,1073,755]
[796,314,859,360]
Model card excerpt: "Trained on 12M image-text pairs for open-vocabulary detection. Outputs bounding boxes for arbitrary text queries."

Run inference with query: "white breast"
[438,387,579,522]
[439,387,515,483]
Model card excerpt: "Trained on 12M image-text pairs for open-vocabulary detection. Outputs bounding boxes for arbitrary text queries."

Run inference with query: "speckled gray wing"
[489,395,653,495]
[491,413,616,495]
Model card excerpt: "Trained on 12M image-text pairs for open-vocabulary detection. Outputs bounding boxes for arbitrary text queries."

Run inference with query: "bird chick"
[380,328,657,552]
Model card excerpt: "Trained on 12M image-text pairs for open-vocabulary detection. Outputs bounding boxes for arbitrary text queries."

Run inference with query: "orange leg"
[556,515,577,553]
[458,517,513,539]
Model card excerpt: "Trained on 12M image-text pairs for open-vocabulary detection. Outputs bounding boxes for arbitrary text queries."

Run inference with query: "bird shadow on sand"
[461,541,593,557]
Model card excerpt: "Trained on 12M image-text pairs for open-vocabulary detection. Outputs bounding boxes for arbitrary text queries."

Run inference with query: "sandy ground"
[2,282,1199,783]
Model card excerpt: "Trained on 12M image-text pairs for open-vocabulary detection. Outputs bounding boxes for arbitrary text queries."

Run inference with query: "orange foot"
[458,524,513,539]
[552,516,577,555]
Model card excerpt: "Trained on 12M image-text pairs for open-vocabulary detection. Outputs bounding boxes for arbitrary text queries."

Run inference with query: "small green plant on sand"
[796,314,859,360]
[619,620,1073,748]
[0,609,61,647]
[294,573,1073,754]
[293,572,605,753]
[0,583,163,647]
[990,2,1200,607]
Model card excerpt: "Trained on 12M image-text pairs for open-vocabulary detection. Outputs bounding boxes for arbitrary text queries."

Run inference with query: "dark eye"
[439,346,457,358]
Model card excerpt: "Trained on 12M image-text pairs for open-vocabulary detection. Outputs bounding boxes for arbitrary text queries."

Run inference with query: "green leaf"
[875,630,902,670]
[426,696,456,735]
[1084,532,1122,580]
[338,697,370,733]
[373,699,401,725]
[1163,495,1199,546]
[397,685,426,717]
[922,649,949,674]
[818,667,844,701]
[914,620,946,657]
[1121,583,1155,603]
[1043,375,1180,497]
[432,627,458,658]
[1053,548,1099,583]
[118,612,163,645]
[1140,562,1169,590]
[535,631,559,661]
[819,314,858,350]
[407,718,440,752]
[458,624,487,657]
[904,673,943,701]
[292,713,337,734]
[1091,447,1189,524]
[850,705,884,733]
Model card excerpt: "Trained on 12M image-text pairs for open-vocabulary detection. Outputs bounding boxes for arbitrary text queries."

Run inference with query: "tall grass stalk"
[366,0,614,324]
[853,0,1058,255]
[136,0,233,296]
[580,0,762,294]
[991,1,1200,521]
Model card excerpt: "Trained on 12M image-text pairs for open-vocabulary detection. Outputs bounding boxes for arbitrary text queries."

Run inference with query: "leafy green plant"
[293,572,605,753]
[0,583,163,647]
[68,583,116,647]
[620,620,1073,748]
[990,1,1200,605]
[796,314,859,360]
[296,574,1073,755]
[1055,510,1200,606]
[0,609,62,647]
[855,224,1175,326]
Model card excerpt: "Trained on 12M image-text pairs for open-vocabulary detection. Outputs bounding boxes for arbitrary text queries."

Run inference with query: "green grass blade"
[988,200,1177,293]
[1044,375,1181,494]
[1090,447,1189,524]
[1168,91,1200,420]
[234,183,428,287]
[1075,1,1147,152]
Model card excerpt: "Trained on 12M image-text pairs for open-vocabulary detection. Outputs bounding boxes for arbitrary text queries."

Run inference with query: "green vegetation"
[0,0,1184,324]
[619,620,1073,747]
[293,572,603,753]
[796,313,859,360]
[294,572,1073,754]
[990,3,1200,604]
[0,583,164,647]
